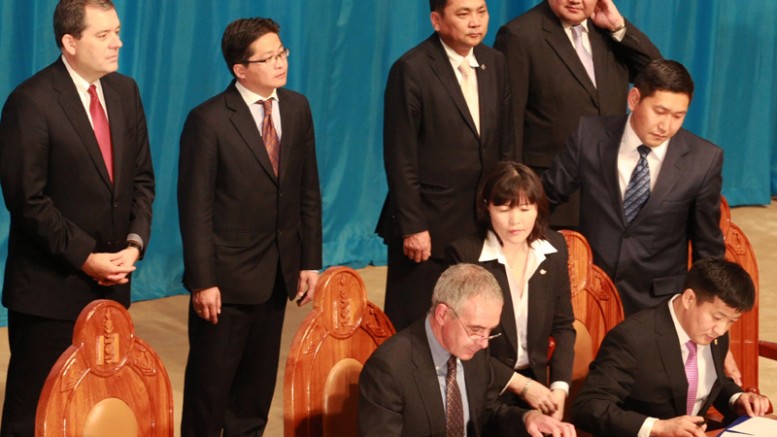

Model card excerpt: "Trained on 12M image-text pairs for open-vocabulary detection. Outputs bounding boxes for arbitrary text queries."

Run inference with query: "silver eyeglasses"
[244,48,290,67]
[446,305,502,343]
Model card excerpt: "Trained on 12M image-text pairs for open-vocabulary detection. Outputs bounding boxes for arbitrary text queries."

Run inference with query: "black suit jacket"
[376,33,513,258]
[446,230,575,388]
[358,319,528,437]
[494,0,661,169]
[178,83,321,303]
[0,58,155,320]
[572,301,742,436]
[542,115,725,315]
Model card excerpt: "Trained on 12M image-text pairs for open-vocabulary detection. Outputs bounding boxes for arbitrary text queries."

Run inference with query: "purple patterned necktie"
[685,341,698,415]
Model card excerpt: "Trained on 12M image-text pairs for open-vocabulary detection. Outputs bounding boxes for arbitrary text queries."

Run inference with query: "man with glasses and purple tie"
[358,263,576,437]
[572,258,771,437]
[178,17,321,436]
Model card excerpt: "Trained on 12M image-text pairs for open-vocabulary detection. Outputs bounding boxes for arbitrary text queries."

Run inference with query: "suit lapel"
[700,335,728,414]
[411,323,447,433]
[52,61,113,191]
[597,118,627,226]
[485,261,517,354]
[637,134,690,222]
[277,89,294,185]
[426,36,479,138]
[103,80,124,190]
[655,304,690,416]
[540,6,598,103]
[224,84,278,184]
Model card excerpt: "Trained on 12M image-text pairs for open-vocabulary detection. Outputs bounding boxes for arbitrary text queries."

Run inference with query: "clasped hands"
[81,246,140,286]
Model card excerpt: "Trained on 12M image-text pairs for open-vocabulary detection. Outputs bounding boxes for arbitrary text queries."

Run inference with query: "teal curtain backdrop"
[0,1,775,325]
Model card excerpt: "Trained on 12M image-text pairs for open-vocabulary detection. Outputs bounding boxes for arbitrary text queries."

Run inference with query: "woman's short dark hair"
[221,17,280,78]
[476,161,548,244]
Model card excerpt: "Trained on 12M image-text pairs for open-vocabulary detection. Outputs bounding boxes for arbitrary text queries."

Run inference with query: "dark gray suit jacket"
[376,33,513,258]
[542,115,725,315]
[494,0,661,169]
[358,320,528,437]
[572,301,741,436]
[0,58,155,320]
[446,230,575,388]
[494,1,660,226]
[178,83,322,303]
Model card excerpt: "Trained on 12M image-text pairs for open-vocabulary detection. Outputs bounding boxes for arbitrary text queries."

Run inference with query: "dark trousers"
[1,311,74,437]
[383,239,446,331]
[180,274,288,437]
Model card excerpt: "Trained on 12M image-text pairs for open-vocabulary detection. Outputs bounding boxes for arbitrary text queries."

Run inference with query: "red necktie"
[685,341,698,415]
[260,99,280,176]
[88,85,114,182]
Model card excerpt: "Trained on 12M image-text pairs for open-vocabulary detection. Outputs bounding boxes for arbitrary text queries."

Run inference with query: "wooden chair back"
[284,266,395,437]
[560,230,624,426]
[719,197,760,389]
[36,299,173,436]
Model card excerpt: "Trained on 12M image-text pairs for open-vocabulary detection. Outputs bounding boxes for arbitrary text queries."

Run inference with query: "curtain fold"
[0,0,775,325]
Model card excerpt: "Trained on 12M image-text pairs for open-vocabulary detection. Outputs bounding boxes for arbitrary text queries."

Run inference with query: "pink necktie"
[260,99,280,176]
[571,25,597,87]
[685,341,698,415]
[88,85,114,182]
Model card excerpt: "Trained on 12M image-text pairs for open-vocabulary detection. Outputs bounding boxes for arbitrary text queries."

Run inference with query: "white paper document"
[718,416,777,436]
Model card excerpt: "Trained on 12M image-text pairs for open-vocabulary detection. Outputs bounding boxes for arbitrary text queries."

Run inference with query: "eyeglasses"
[446,305,502,343]
[243,48,290,67]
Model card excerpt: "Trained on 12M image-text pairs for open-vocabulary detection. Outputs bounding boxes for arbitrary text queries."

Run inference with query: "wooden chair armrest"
[759,341,777,361]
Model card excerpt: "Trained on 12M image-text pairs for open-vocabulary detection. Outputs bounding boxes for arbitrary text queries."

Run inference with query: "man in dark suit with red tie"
[377,0,513,331]
[572,259,771,436]
[494,0,661,227]
[0,1,155,434]
[178,17,322,436]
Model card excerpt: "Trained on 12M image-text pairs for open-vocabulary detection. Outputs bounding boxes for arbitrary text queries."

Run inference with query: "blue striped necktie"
[623,145,651,225]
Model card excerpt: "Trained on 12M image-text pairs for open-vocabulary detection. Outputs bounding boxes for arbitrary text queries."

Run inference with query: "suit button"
[278,230,283,236]
[113,202,119,208]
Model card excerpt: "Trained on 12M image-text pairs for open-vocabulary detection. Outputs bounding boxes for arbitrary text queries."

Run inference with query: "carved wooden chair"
[559,230,624,426]
[284,266,395,437]
[712,197,777,391]
[36,299,173,436]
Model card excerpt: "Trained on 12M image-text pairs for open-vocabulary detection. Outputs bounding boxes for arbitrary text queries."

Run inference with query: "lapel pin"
[540,269,547,275]
[480,64,486,71]
[714,338,718,345]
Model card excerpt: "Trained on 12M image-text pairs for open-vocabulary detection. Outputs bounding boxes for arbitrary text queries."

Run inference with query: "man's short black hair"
[634,59,695,102]
[53,0,115,48]
[685,258,755,312]
[221,17,280,78]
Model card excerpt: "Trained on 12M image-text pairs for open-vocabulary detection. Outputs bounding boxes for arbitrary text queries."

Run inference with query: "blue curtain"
[1,1,775,326]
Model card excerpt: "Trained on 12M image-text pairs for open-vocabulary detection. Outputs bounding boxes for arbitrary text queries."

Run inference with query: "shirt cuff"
[638,417,657,437]
[127,233,144,251]
[502,373,519,395]
[611,25,627,42]
[549,381,570,395]
[729,391,743,407]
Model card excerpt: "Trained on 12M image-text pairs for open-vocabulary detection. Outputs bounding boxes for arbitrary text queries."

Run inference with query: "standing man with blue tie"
[542,59,725,316]
[0,0,155,434]
[377,0,514,331]
[178,17,322,436]
[494,0,661,228]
